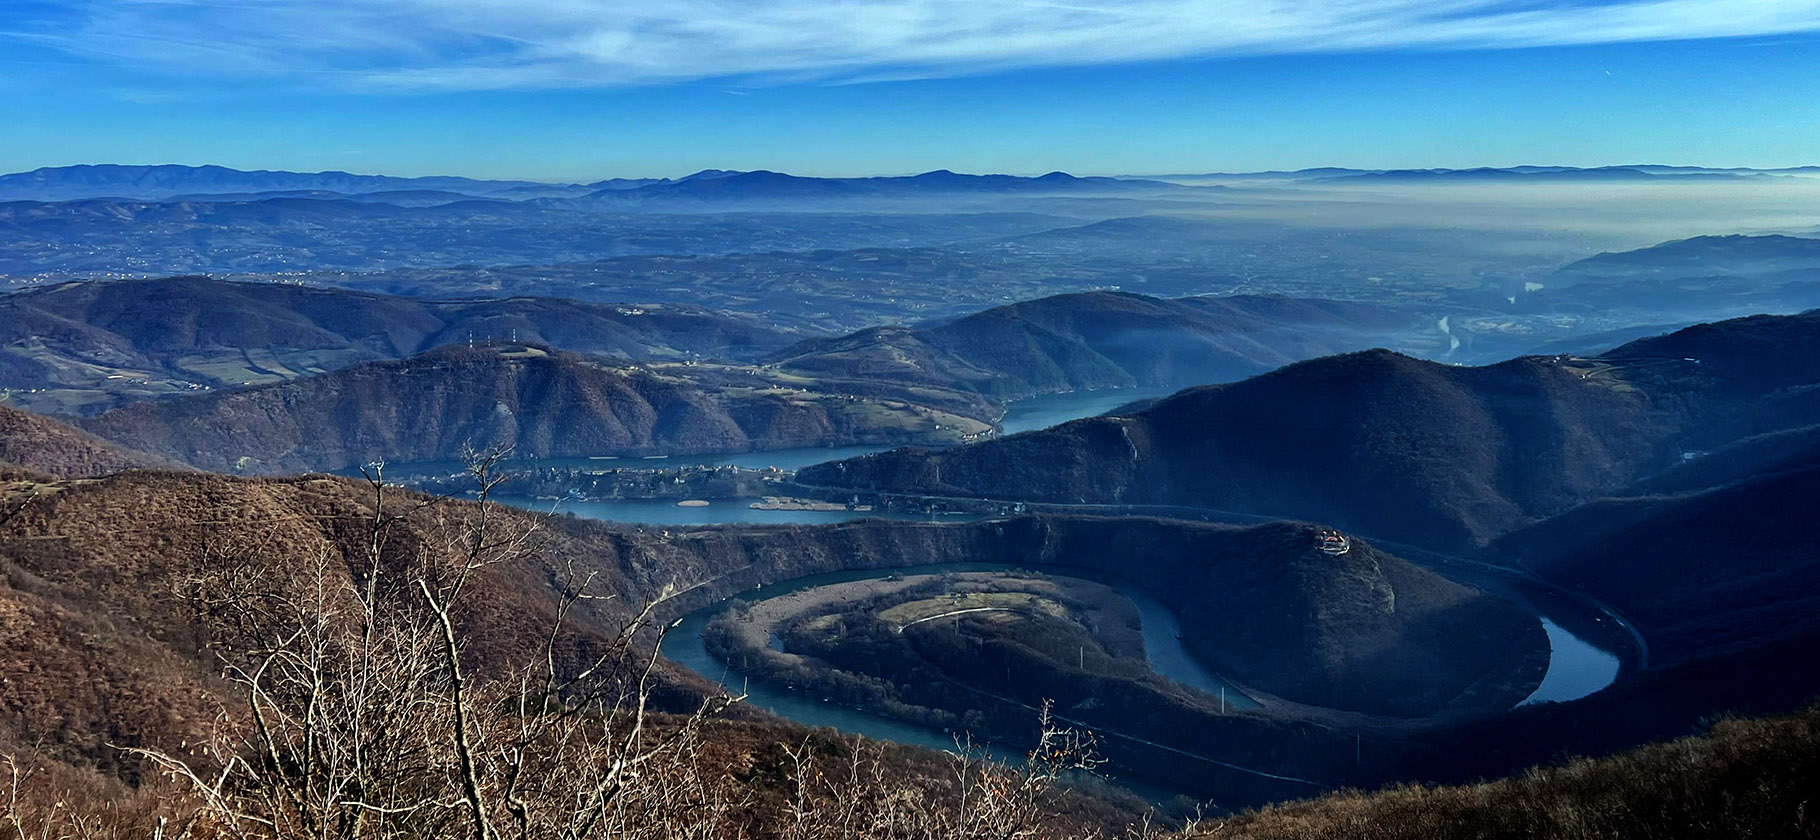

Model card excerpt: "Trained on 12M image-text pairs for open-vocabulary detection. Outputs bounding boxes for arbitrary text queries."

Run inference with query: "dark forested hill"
[800,310,1820,551]
[803,350,1664,550]
[78,344,994,473]
[0,276,800,414]
[1496,453,1820,668]
[770,291,1426,400]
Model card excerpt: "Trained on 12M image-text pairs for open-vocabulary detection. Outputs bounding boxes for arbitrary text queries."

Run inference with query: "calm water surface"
[1520,618,1622,705]
[479,387,1174,526]
[478,385,1620,749]
[500,495,981,527]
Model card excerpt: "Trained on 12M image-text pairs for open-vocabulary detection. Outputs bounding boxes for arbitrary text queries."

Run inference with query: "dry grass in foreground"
[1207,704,1820,839]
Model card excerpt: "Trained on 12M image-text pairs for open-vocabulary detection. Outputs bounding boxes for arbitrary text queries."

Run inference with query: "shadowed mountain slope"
[1552,234,1820,286]
[1496,454,1820,669]
[801,310,1820,551]
[803,350,1662,550]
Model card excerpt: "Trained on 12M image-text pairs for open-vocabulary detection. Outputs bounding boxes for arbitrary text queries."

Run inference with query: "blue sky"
[3,0,1819,181]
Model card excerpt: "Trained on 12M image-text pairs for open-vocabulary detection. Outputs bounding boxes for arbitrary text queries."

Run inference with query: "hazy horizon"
[6,2,1820,180]
[5,160,1819,184]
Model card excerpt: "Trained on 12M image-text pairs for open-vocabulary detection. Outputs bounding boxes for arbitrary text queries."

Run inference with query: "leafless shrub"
[16,450,1121,839]
[1,753,178,840]
[131,454,745,840]
[777,702,1142,840]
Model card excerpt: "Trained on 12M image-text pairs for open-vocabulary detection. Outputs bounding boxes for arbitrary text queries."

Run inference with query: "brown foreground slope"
[0,404,170,478]
[0,471,1540,792]
[1207,704,1820,840]
[0,469,1815,836]
[0,470,1138,838]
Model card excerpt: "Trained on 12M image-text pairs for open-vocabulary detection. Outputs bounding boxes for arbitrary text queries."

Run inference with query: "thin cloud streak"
[13,0,1820,91]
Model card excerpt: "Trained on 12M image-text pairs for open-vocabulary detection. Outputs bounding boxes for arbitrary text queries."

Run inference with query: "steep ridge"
[0,276,798,414]
[770,291,1424,400]
[0,404,169,478]
[800,310,1820,551]
[1495,454,1820,668]
[78,344,994,473]
[1621,423,1820,496]
[803,350,1662,550]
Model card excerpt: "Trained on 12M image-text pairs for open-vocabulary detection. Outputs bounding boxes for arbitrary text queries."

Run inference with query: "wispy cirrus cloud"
[9,0,1820,91]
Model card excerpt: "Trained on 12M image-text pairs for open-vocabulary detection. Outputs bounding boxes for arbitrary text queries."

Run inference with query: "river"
[660,561,1262,787]
[1519,618,1622,706]
[477,386,1175,526]
[496,495,984,527]
[469,386,1623,773]
[996,387,1176,436]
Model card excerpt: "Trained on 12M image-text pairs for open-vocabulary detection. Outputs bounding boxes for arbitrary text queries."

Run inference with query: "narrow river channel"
[661,563,1263,749]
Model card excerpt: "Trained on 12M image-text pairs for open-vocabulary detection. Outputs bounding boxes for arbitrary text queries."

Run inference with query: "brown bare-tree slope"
[0,403,168,478]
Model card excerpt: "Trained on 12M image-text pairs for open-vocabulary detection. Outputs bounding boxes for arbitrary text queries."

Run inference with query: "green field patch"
[877,591,1066,627]
[177,354,289,386]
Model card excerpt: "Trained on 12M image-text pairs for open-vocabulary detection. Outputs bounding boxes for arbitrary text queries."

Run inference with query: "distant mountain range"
[565,169,1186,208]
[1,277,1442,456]
[1316,167,1771,184]
[0,163,565,202]
[0,164,1186,205]
[1481,234,1820,328]
[1147,165,1820,184]
[7,162,1813,207]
